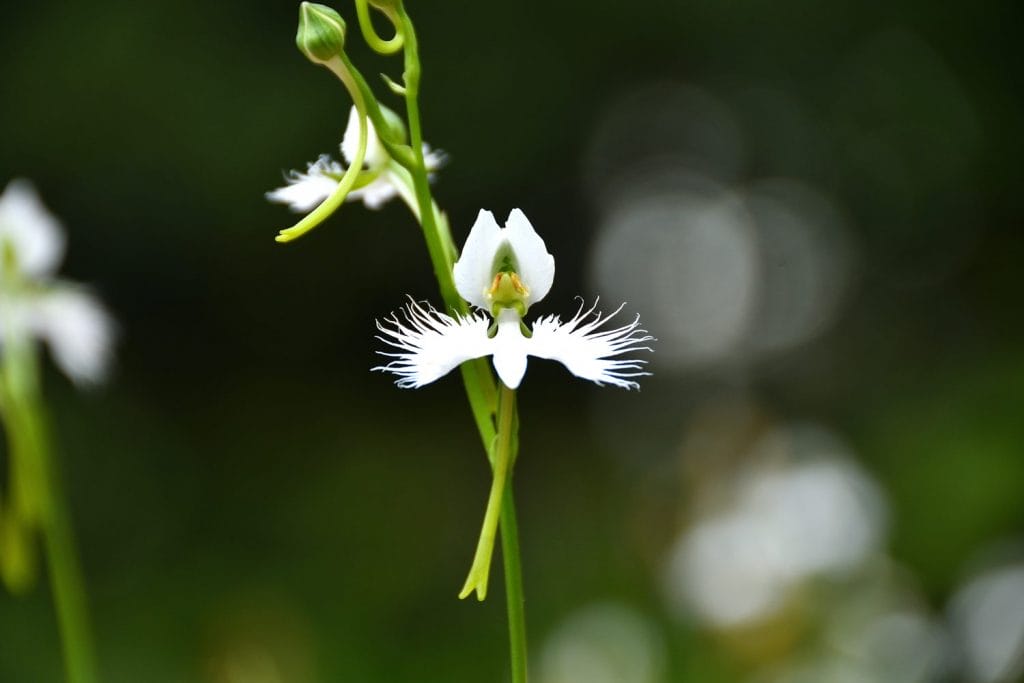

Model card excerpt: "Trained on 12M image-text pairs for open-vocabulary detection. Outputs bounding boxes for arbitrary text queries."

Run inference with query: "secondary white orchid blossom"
[0,180,114,385]
[376,209,653,390]
[266,105,445,214]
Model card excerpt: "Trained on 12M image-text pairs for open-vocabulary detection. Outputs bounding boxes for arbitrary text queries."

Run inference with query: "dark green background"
[2,1,1022,681]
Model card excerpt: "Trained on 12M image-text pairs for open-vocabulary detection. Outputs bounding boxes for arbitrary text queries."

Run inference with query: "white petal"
[491,308,530,389]
[526,301,654,389]
[453,209,505,309]
[265,155,342,212]
[504,209,554,305]
[341,106,388,169]
[347,174,400,210]
[374,300,493,388]
[423,144,448,173]
[31,287,115,385]
[0,179,65,279]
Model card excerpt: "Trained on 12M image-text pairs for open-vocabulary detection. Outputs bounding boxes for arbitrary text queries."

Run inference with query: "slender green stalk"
[0,341,98,683]
[500,488,527,683]
[394,7,527,676]
[276,55,369,244]
[459,385,516,601]
[40,447,99,683]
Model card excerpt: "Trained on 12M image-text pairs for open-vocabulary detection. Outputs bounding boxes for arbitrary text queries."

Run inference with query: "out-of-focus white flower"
[665,446,886,628]
[266,106,445,213]
[949,562,1024,683]
[539,603,667,683]
[0,178,65,279]
[375,209,653,390]
[0,180,114,385]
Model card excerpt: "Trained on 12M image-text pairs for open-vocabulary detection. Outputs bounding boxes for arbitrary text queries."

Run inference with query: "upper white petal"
[491,308,530,389]
[30,287,115,385]
[341,106,388,169]
[454,209,505,309]
[0,179,65,279]
[504,209,555,305]
[374,300,493,388]
[526,301,653,389]
[265,155,342,212]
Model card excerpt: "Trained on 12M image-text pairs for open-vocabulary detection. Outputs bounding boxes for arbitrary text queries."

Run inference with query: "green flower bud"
[296,2,347,64]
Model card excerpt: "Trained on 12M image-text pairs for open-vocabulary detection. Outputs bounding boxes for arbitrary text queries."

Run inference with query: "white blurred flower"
[266,106,445,214]
[949,562,1024,683]
[665,443,886,628]
[539,603,666,683]
[375,209,653,390]
[0,180,114,385]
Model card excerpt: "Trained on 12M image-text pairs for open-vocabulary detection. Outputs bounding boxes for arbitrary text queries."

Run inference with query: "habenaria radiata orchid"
[266,105,445,216]
[0,180,114,385]
[375,209,653,390]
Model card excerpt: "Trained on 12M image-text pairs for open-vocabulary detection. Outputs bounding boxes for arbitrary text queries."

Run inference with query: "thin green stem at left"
[0,337,98,683]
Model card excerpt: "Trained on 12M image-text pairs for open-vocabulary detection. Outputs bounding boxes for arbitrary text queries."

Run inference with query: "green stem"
[394,7,526,676]
[276,55,369,243]
[41,450,99,683]
[500,487,527,683]
[354,0,404,54]
[0,341,98,683]
[459,385,516,601]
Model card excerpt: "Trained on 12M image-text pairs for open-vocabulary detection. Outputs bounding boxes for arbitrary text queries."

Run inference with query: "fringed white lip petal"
[0,179,66,279]
[374,300,493,388]
[453,210,505,309]
[265,155,343,212]
[527,301,654,389]
[503,209,554,306]
[30,287,115,385]
[375,299,653,391]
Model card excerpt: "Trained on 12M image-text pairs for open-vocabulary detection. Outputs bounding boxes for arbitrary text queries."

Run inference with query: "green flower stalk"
[0,179,114,683]
[266,4,655,682]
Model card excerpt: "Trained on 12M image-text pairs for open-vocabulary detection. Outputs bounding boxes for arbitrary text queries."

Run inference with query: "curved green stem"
[354,0,404,54]
[276,56,368,243]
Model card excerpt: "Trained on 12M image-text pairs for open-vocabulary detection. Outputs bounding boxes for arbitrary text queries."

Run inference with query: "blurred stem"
[396,7,526,678]
[0,338,98,683]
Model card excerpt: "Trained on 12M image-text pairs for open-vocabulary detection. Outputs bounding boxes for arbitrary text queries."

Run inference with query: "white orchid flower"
[375,209,653,390]
[266,106,445,214]
[0,180,114,385]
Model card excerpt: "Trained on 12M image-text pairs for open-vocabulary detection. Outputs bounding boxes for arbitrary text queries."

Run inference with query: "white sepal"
[265,155,342,212]
[528,300,654,389]
[31,287,115,385]
[341,106,389,169]
[453,209,505,309]
[503,209,554,306]
[374,300,492,388]
[0,179,65,279]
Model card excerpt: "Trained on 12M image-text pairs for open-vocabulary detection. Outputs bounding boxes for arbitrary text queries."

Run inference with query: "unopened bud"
[296,2,346,64]
[378,104,408,145]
